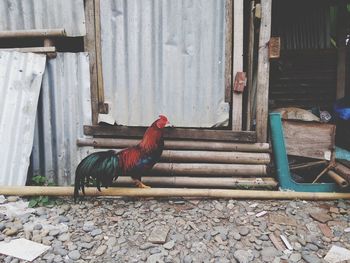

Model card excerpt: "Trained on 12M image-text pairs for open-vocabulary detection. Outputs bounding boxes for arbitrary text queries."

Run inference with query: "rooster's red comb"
[158,115,168,120]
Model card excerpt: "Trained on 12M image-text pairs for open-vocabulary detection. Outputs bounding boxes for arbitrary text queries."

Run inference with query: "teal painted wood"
[269,113,338,192]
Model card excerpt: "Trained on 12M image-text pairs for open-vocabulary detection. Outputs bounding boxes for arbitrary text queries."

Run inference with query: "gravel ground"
[0,195,349,263]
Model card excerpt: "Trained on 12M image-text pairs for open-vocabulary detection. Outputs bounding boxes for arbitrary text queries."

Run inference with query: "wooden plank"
[255,0,272,142]
[0,47,56,53]
[231,0,244,131]
[94,0,107,113]
[83,125,257,142]
[84,0,99,125]
[282,120,335,160]
[224,0,233,102]
[0,28,66,38]
[246,0,255,131]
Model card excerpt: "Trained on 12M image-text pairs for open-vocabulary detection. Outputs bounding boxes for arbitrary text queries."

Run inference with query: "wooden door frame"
[83,0,264,143]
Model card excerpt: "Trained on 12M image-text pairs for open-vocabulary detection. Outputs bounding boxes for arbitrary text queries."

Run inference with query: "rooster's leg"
[132,179,151,188]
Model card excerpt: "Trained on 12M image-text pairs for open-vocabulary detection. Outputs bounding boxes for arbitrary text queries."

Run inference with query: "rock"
[150,247,161,254]
[239,227,250,236]
[309,212,332,223]
[83,221,96,232]
[80,242,95,249]
[49,229,60,237]
[3,227,18,236]
[53,247,68,256]
[269,214,298,226]
[305,243,318,251]
[115,209,125,216]
[233,250,254,263]
[183,255,193,263]
[302,253,321,263]
[163,240,175,250]
[261,247,279,262]
[94,245,107,256]
[106,236,117,247]
[289,253,302,262]
[233,232,242,241]
[0,223,6,232]
[90,229,102,237]
[7,196,19,202]
[68,250,81,260]
[147,253,165,263]
[58,216,69,223]
[58,233,70,242]
[148,226,170,244]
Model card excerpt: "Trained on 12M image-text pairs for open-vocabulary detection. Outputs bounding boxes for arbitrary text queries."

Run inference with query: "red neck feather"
[139,123,163,151]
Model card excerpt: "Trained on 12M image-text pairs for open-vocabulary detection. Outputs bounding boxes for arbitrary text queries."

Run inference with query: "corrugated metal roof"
[0,51,46,186]
[99,0,229,127]
[0,0,86,37]
[31,53,93,186]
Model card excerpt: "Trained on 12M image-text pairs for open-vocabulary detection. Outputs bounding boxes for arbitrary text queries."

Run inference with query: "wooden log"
[231,0,244,130]
[333,163,350,183]
[1,186,350,200]
[0,28,66,38]
[255,0,272,142]
[152,163,267,176]
[160,150,270,164]
[77,138,270,152]
[0,47,56,53]
[327,170,349,188]
[115,176,277,189]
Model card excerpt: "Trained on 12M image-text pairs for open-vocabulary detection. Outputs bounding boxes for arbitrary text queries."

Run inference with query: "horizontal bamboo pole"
[0,47,56,53]
[0,28,66,38]
[327,170,349,188]
[161,150,270,164]
[115,176,277,188]
[0,186,349,200]
[152,163,267,176]
[334,163,350,183]
[77,138,270,152]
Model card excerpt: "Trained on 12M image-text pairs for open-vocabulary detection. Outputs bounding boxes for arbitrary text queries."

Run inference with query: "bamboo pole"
[0,186,349,200]
[0,47,56,53]
[327,171,349,188]
[76,138,270,152]
[334,163,350,183]
[115,176,277,188]
[0,29,66,38]
[160,150,270,164]
[152,163,267,176]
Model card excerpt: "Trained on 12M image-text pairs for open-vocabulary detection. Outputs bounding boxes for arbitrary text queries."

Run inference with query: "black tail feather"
[74,150,120,202]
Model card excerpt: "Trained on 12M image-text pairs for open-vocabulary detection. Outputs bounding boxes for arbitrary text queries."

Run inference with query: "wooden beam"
[256,0,272,142]
[83,125,257,142]
[0,28,66,38]
[224,0,233,102]
[84,0,99,125]
[231,0,244,130]
[77,137,270,152]
[0,47,56,53]
[246,0,255,130]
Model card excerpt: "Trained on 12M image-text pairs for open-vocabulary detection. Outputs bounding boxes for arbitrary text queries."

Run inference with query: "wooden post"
[246,0,255,130]
[336,1,347,100]
[231,0,244,130]
[84,0,99,125]
[43,38,56,59]
[256,0,272,142]
[224,0,233,102]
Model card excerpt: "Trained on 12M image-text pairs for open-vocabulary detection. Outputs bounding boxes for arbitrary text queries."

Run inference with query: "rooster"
[74,115,170,201]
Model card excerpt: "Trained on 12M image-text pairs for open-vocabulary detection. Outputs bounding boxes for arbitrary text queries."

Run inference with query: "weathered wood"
[312,163,334,184]
[0,47,56,53]
[246,0,255,131]
[151,163,267,177]
[327,170,349,188]
[282,120,335,160]
[77,138,270,152]
[115,176,277,189]
[0,28,66,38]
[255,0,272,142]
[333,162,350,183]
[160,150,270,164]
[231,0,244,130]
[83,125,257,142]
[84,0,99,125]
[224,0,233,102]
[269,37,280,59]
[1,186,350,200]
[43,38,56,58]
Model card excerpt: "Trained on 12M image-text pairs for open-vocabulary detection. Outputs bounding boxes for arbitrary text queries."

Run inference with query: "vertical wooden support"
[256,0,272,142]
[231,0,244,131]
[43,38,56,59]
[245,0,255,131]
[336,1,347,100]
[224,0,233,103]
[84,0,99,125]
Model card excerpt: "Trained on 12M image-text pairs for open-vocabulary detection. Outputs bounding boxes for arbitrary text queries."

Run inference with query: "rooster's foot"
[133,179,151,189]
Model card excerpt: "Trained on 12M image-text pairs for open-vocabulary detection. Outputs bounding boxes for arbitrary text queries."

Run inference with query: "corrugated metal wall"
[100,0,229,127]
[31,53,93,186]
[272,0,331,50]
[0,51,46,185]
[0,0,86,36]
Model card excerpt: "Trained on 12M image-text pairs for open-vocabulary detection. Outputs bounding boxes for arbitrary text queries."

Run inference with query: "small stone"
[58,233,70,242]
[68,250,81,260]
[261,247,279,262]
[94,245,107,256]
[305,243,318,251]
[140,242,157,250]
[289,253,302,262]
[147,253,165,263]
[115,209,125,216]
[0,223,6,232]
[302,253,321,263]
[309,212,332,223]
[80,242,94,249]
[163,240,175,250]
[33,224,43,231]
[53,247,68,256]
[239,227,250,236]
[90,229,102,237]
[49,229,60,237]
[150,247,161,254]
[7,196,19,202]
[148,226,170,244]
[3,228,18,236]
[233,232,241,240]
[233,249,254,263]
[83,221,95,232]
[183,255,193,263]
[260,234,269,241]
[58,216,69,223]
